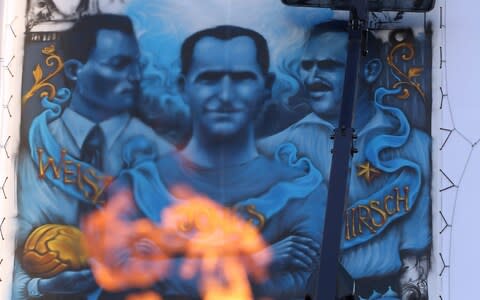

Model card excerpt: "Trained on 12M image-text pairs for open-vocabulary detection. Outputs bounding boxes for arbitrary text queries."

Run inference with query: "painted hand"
[399,254,429,300]
[37,269,98,295]
[254,235,320,272]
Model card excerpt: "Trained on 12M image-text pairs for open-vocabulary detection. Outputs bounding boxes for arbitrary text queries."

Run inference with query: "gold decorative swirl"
[245,205,266,230]
[22,44,64,104]
[386,42,425,101]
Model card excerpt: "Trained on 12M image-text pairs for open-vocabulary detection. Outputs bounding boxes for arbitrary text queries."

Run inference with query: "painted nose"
[128,63,141,82]
[219,76,233,103]
[310,64,322,78]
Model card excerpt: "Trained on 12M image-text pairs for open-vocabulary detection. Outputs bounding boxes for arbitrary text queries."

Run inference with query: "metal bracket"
[314,1,369,299]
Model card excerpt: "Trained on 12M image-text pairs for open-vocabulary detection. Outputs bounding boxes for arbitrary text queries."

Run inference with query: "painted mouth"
[307,81,333,93]
[120,85,139,95]
[205,107,245,114]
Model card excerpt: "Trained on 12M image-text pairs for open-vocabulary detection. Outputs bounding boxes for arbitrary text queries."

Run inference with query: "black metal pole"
[314,1,368,299]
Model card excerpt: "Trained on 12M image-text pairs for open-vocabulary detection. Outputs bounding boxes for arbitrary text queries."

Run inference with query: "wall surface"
[439,1,480,299]
[0,1,479,299]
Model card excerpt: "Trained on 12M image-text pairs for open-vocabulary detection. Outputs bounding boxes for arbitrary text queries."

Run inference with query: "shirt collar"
[62,107,96,150]
[294,113,335,130]
[61,107,130,150]
[99,112,130,149]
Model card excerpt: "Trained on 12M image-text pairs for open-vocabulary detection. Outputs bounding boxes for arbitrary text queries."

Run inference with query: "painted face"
[51,0,82,16]
[31,0,52,20]
[300,31,348,121]
[75,29,141,114]
[182,36,269,140]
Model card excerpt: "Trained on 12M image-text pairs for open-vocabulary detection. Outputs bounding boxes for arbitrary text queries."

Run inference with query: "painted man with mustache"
[258,21,432,299]
[15,14,171,300]
[110,25,328,300]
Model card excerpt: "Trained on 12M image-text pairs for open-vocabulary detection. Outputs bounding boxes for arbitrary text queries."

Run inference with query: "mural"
[15,1,433,299]
[26,0,128,30]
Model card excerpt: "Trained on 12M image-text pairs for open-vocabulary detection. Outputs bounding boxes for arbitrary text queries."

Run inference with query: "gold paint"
[357,161,382,183]
[369,200,387,228]
[89,172,112,205]
[395,186,410,212]
[245,205,266,230]
[384,195,396,216]
[37,148,63,179]
[23,224,88,278]
[408,67,424,79]
[22,44,64,104]
[344,185,411,241]
[35,147,112,206]
[387,42,426,101]
[63,160,75,184]
[344,211,351,241]
[82,169,102,203]
[358,205,376,234]
[76,163,84,192]
[395,88,411,100]
[92,175,113,206]
[351,207,357,238]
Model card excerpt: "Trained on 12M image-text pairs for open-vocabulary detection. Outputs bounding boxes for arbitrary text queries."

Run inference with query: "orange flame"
[126,291,163,300]
[82,186,271,300]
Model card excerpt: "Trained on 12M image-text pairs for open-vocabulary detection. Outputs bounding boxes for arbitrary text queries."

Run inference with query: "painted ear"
[177,75,186,93]
[177,75,190,107]
[363,58,383,84]
[264,72,276,99]
[255,72,275,116]
[63,59,83,81]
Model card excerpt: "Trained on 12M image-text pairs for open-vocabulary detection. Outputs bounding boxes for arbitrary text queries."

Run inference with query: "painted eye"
[301,60,315,71]
[230,72,257,81]
[109,57,133,70]
[196,72,223,84]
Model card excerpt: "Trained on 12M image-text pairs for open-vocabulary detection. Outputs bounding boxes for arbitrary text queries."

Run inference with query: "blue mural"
[15,1,432,300]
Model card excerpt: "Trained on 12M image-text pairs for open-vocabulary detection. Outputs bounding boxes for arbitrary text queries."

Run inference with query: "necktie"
[81,124,104,171]
[79,125,105,212]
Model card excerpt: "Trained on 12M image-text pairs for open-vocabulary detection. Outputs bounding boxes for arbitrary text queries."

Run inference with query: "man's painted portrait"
[14,1,433,299]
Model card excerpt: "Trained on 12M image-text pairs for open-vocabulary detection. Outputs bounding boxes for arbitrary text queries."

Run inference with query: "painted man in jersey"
[14,15,172,300]
[113,25,327,299]
[258,21,431,299]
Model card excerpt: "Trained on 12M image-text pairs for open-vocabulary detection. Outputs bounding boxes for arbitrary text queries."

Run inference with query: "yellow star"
[356,161,381,183]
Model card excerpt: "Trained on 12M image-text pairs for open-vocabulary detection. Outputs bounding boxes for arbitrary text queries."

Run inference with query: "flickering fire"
[82,186,271,300]
[126,291,163,300]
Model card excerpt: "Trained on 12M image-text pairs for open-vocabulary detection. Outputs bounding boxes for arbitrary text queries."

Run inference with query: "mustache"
[306,78,333,92]
[120,86,139,95]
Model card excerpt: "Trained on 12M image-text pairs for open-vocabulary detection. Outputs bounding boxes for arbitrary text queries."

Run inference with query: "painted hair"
[180,25,270,75]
